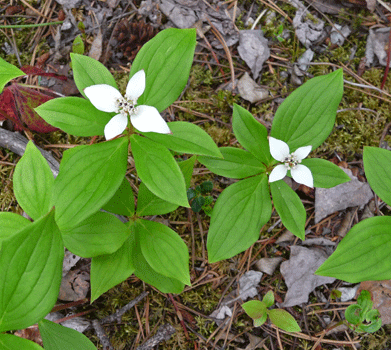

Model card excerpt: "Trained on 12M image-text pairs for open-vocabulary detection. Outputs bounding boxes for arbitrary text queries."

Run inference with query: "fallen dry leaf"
[237,72,268,103]
[315,168,373,223]
[358,280,391,325]
[59,269,89,301]
[280,245,335,307]
[0,84,58,133]
[366,28,391,67]
[366,0,376,12]
[237,30,270,80]
[291,4,325,48]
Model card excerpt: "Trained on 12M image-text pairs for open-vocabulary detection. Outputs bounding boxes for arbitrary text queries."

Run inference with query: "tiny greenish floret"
[115,96,137,116]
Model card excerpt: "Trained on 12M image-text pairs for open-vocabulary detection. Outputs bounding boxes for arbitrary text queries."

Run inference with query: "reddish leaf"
[21,66,67,81]
[0,84,58,133]
[0,89,18,124]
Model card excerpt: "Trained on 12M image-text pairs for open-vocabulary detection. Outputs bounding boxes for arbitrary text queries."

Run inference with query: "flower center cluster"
[283,153,300,169]
[115,96,137,116]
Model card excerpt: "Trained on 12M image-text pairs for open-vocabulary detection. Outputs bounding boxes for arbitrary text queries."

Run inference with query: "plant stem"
[0,21,63,29]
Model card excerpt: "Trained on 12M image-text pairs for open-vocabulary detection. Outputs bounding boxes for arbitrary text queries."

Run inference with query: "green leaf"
[359,309,382,333]
[131,28,196,112]
[0,333,43,350]
[13,141,54,220]
[358,315,382,333]
[72,34,85,55]
[232,104,272,164]
[39,319,96,350]
[35,97,112,137]
[254,313,268,327]
[61,211,131,258]
[316,216,391,282]
[130,227,184,293]
[208,174,272,263]
[0,57,25,93]
[102,176,135,216]
[242,300,267,320]
[270,181,306,240]
[191,196,205,212]
[268,309,301,332]
[71,53,117,99]
[0,211,63,332]
[54,138,128,230]
[143,122,222,158]
[0,212,31,248]
[200,181,213,193]
[301,158,350,188]
[130,135,189,207]
[357,290,373,315]
[363,146,391,206]
[136,182,179,216]
[179,155,196,188]
[345,304,363,325]
[136,155,195,216]
[271,69,343,150]
[198,147,266,179]
[90,233,135,303]
[137,219,190,285]
[187,188,196,201]
[263,291,274,308]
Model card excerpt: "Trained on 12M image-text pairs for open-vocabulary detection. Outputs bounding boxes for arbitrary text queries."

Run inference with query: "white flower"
[84,70,171,140]
[268,137,313,188]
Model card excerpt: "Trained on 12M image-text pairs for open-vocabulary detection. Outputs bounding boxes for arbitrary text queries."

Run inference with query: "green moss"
[181,284,221,313]
[360,325,391,350]
[112,70,130,94]
[0,18,51,66]
[195,315,217,337]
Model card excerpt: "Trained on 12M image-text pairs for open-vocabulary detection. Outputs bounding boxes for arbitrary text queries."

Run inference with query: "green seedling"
[345,290,382,333]
[242,291,301,332]
[187,181,214,216]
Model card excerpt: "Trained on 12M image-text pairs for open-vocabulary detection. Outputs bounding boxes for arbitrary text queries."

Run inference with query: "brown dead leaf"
[88,29,103,61]
[280,246,335,307]
[366,0,376,11]
[59,269,90,301]
[14,326,43,346]
[315,168,373,223]
[358,280,391,324]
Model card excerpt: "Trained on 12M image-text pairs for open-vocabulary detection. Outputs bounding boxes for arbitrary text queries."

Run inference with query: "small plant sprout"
[242,291,301,332]
[344,290,382,333]
[84,70,171,140]
[268,137,313,187]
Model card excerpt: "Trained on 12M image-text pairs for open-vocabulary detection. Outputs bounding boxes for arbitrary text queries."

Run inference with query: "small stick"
[168,293,189,339]
[0,22,63,29]
[135,324,176,350]
[0,128,59,176]
[101,291,149,324]
[92,320,114,350]
[380,28,391,90]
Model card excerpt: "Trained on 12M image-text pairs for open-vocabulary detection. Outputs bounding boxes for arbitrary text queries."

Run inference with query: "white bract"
[84,70,171,140]
[268,137,313,188]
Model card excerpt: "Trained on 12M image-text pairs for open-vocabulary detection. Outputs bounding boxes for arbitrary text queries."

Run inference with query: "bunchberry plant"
[0,28,224,348]
[198,69,351,262]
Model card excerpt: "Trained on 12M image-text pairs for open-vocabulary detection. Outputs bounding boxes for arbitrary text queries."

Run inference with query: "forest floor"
[1,0,391,349]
